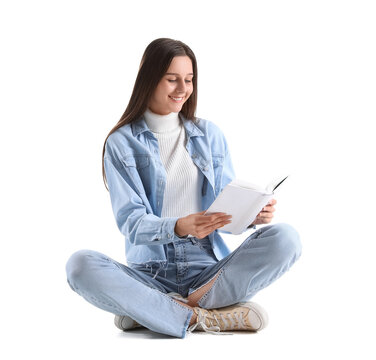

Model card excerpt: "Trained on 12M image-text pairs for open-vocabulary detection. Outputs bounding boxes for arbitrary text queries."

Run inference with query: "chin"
[170,106,183,113]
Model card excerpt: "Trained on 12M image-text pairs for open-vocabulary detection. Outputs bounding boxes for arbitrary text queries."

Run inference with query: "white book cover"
[204,176,288,235]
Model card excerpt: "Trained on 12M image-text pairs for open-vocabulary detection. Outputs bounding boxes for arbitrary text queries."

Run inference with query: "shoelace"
[188,310,243,335]
[220,311,247,330]
[187,311,223,335]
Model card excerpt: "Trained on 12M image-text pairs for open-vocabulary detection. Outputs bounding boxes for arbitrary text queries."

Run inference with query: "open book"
[204,176,288,235]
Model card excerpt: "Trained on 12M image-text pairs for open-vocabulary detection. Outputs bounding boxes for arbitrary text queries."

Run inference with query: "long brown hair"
[102,38,198,190]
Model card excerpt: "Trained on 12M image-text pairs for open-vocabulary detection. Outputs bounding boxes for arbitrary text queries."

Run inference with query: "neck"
[144,108,181,133]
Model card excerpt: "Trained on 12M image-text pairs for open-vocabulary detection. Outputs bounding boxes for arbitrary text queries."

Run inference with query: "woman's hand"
[251,199,277,226]
[175,211,232,239]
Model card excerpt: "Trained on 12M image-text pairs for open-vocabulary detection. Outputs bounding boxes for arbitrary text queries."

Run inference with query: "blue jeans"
[66,223,302,338]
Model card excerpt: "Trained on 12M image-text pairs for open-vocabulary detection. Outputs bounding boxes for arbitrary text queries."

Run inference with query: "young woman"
[66,38,302,338]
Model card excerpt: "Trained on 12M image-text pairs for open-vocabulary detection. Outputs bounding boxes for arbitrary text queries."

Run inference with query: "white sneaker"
[114,292,188,331]
[114,315,141,330]
[188,302,268,334]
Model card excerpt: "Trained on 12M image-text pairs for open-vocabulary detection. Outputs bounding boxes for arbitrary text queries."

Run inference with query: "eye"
[167,79,192,83]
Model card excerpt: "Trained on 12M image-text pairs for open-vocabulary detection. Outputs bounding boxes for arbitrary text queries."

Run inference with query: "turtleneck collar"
[144,107,181,133]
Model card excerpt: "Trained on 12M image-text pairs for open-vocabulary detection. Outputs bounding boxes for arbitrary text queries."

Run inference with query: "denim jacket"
[104,113,249,267]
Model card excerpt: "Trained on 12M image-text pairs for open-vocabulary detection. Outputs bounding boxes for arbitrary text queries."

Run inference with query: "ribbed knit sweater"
[143,108,203,220]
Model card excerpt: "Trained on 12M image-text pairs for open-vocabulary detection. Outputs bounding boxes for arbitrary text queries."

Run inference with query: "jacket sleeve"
[220,134,236,193]
[104,151,183,246]
[216,136,235,235]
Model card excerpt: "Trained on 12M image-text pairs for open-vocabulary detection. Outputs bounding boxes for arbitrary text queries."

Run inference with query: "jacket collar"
[131,113,204,138]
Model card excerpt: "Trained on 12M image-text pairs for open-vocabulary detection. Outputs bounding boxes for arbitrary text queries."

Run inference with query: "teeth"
[170,96,183,101]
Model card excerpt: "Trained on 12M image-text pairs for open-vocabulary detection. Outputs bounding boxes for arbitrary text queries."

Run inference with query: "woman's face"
[148,55,194,115]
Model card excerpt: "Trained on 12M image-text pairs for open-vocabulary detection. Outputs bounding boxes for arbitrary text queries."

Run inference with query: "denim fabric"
[130,237,218,297]
[103,113,241,266]
[66,223,302,338]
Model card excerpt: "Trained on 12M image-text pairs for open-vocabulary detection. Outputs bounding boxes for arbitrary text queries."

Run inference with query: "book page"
[205,183,273,234]
[230,179,267,193]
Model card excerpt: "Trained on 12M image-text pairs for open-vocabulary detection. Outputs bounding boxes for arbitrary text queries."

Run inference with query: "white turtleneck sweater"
[143,108,203,222]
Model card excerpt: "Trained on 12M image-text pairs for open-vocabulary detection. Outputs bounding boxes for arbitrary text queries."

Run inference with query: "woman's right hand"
[174,211,232,239]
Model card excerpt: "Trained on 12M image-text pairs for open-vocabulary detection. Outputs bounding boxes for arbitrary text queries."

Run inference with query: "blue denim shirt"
[104,113,249,267]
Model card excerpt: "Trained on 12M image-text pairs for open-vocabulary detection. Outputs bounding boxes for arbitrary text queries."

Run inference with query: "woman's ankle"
[189,310,197,325]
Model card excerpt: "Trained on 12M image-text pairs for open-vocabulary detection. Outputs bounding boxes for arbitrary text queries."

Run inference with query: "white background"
[1,0,375,359]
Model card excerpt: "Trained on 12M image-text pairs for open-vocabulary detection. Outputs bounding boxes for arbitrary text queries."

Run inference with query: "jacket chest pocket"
[212,154,224,196]
[122,155,151,195]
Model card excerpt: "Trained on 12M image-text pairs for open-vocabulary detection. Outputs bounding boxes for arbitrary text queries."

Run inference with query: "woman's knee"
[262,223,302,262]
[65,249,102,290]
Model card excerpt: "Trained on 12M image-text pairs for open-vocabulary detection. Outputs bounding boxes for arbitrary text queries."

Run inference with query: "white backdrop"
[1,0,375,359]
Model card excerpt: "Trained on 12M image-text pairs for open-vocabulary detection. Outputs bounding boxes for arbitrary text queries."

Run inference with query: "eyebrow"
[165,73,194,76]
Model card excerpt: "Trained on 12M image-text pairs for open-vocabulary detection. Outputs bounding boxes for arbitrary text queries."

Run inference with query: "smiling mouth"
[169,95,184,102]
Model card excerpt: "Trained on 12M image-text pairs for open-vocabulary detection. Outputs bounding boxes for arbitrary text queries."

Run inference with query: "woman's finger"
[196,213,232,225]
[199,217,232,232]
[257,212,274,221]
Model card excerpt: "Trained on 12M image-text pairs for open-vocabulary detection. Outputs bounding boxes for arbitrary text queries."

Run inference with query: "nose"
[176,79,186,93]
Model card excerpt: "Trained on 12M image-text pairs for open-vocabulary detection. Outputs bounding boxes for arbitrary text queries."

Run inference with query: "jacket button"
[167,234,171,238]
[203,166,208,171]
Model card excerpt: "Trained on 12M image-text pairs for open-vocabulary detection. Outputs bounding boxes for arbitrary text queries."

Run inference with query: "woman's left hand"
[251,199,277,226]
